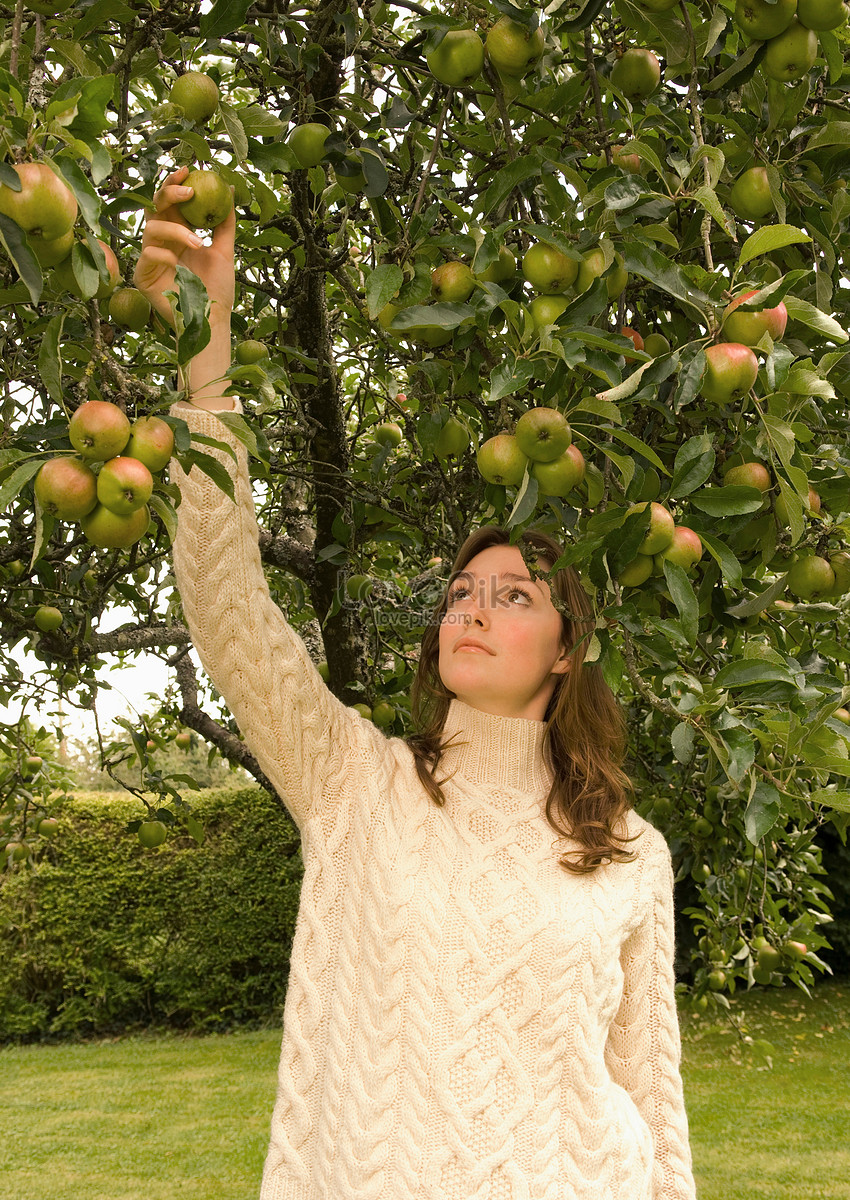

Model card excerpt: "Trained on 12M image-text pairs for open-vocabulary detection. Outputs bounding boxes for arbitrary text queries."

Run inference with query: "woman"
[135,166,697,1200]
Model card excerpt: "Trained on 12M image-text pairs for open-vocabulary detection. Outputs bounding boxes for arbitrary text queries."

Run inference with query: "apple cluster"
[34,402,174,551]
[478,408,586,498]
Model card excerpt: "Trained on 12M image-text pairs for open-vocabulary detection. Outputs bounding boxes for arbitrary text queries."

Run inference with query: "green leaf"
[200,0,253,36]
[214,411,267,462]
[389,302,470,331]
[171,265,211,366]
[594,360,653,403]
[809,789,850,812]
[37,314,64,404]
[692,185,735,237]
[726,574,788,618]
[745,782,781,844]
[705,40,765,91]
[671,434,715,497]
[720,726,756,784]
[806,122,850,150]
[0,213,42,304]
[622,241,711,320]
[483,159,541,216]
[600,425,668,473]
[783,367,834,398]
[506,468,538,528]
[689,485,766,516]
[219,101,249,164]
[663,560,698,646]
[699,531,743,589]
[148,493,178,545]
[0,459,43,515]
[738,224,811,266]
[715,660,796,688]
[782,295,848,344]
[671,721,696,765]
[604,176,644,211]
[176,450,235,501]
[366,264,404,319]
[488,357,535,402]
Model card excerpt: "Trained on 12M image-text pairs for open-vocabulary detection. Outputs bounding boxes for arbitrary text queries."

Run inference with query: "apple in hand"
[0,162,78,244]
[523,241,578,294]
[69,401,131,461]
[476,433,529,486]
[628,501,676,554]
[178,170,233,230]
[515,407,572,463]
[34,457,97,520]
[531,444,586,496]
[722,290,787,346]
[426,29,485,86]
[81,503,150,549]
[729,167,775,222]
[485,16,544,76]
[431,261,475,302]
[701,343,759,404]
[124,416,174,472]
[170,71,219,123]
[96,456,154,516]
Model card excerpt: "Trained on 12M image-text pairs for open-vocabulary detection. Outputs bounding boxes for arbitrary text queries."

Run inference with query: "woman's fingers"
[142,217,204,253]
[152,166,191,212]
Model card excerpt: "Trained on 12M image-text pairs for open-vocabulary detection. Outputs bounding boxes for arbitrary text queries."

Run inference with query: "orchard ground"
[1,981,847,1200]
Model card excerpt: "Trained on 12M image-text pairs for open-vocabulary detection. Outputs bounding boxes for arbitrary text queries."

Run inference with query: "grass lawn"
[2,979,848,1199]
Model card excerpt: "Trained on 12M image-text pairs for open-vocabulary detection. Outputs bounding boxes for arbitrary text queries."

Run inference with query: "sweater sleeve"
[168,399,385,833]
[604,832,697,1200]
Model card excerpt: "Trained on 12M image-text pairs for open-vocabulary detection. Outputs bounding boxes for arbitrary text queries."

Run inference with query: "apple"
[531,445,586,496]
[125,416,174,472]
[178,170,233,229]
[610,49,661,101]
[722,290,788,346]
[0,162,78,244]
[827,550,850,595]
[371,701,396,728]
[346,574,374,600]
[57,238,121,299]
[170,72,219,123]
[138,820,168,849]
[22,755,43,777]
[431,261,475,303]
[96,456,154,516]
[643,333,671,357]
[426,29,485,86]
[32,228,74,268]
[34,605,63,632]
[576,246,628,298]
[612,146,642,174]
[729,167,775,222]
[618,555,654,587]
[37,817,59,838]
[762,18,818,81]
[108,287,151,331]
[628,501,676,554]
[774,486,820,524]
[485,16,544,76]
[735,0,797,39]
[796,0,848,27]
[701,343,759,404]
[476,246,516,284]
[375,421,403,447]
[334,153,367,193]
[522,241,578,294]
[80,503,150,549]
[787,555,836,600]
[235,339,269,364]
[723,461,772,492]
[175,731,192,749]
[620,326,645,358]
[352,703,373,720]
[529,294,568,329]
[833,707,850,725]
[69,401,131,461]
[515,407,572,463]
[654,526,703,571]
[34,457,97,519]
[316,661,330,682]
[435,416,470,458]
[476,433,530,486]
[288,122,331,167]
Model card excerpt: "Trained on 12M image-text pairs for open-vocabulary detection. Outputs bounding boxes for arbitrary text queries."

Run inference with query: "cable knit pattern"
[169,400,697,1200]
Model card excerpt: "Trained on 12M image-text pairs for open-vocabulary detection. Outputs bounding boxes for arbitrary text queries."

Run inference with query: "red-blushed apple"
[34,456,97,520]
[619,326,645,360]
[69,401,131,461]
[701,343,759,404]
[722,290,788,346]
[93,239,120,299]
[81,503,150,549]
[612,146,642,174]
[431,261,475,303]
[476,433,530,486]
[530,444,586,496]
[786,555,836,600]
[723,461,772,492]
[96,456,154,516]
[654,526,704,571]
[628,501,676,554]
[125,416,174,472]
[774,487,821,524]
[515,407,572,462]
[0,161,78,244]
[175,731,192,749]
[522,241,578,294]
[484,16,544,76]
[618,554,654,587]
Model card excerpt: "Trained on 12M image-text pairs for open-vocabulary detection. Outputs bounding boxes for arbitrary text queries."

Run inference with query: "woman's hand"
[133,164,236,327]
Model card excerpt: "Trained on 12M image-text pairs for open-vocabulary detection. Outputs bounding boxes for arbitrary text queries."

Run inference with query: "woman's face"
[438,543,572,722]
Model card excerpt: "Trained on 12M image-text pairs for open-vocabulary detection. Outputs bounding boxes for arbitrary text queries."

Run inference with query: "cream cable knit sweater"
[170,401,697,1200]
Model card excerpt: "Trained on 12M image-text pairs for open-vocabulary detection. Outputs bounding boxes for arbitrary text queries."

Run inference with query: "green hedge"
[0,788,303,1041]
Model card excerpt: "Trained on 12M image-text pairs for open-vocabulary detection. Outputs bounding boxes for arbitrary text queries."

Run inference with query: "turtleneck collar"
[436,698,554,796]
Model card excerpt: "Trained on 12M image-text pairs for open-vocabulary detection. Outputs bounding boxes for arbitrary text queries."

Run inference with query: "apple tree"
[0,0,849,1005]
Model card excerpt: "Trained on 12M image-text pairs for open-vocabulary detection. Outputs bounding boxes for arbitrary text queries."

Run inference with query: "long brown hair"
[406,525,637,874]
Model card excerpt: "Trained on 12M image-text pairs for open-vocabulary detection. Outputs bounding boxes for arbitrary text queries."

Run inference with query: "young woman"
[135,166,697,1200]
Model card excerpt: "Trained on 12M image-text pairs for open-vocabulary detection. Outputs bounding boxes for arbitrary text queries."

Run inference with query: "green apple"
[701,343,759,404]
[522,241,578,295]
[175,731,192,749]
[178,170,233,229]
[124,416,174,473]
[69,401,131,461]
[334,154,366,193]
[722,290,787,345]
[796,0,848,28]
[0,162,77,244]
[34,457,97,520]
[32,228,74,268]
[431,261,475,302]
[610,48,661,101]
[618,554,654,587]
[34,605,63,632]
[735,0,797,39]
[643,333,671,357]
[762,18,818,81]
[138,820,168,848]
[235,339,269,364]
[288,122,331,168]
[529,294,568,329]
[346,574,374,600]
[426,29,485,86]
[375,421,403,447]
[654,526,703,571]
[81,503,150,549]
[827,550,850,596]
[108,287,151,331]
[515,407,572,463]
[723,462,772,492]
[786,555,836,600]
[729,167,775,222]
[530,445,586,496]
[485,17,544,77]
[371,701,396,728]
[170,72,219,123]
[37,817,59,838]
[476,433,529,486]
[575,246,628,298]
[435,416,470,458]
[96,456,154,516]
[628,501,676,554]
[352,703,373,720]
[476,246,517,285]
